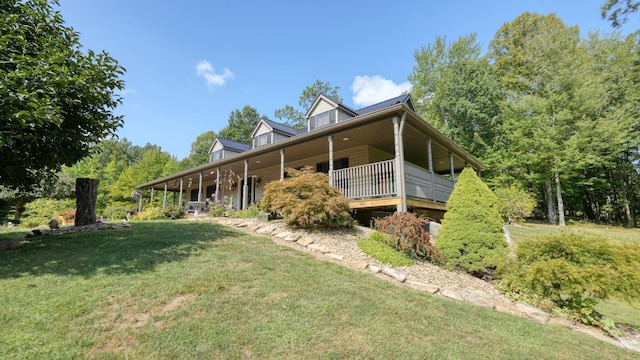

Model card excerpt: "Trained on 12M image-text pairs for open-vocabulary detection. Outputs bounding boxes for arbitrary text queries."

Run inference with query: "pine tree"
[436,168,508,277]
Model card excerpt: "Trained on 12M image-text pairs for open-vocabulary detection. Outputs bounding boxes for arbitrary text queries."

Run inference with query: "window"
[309,110,336,130]
[316,158,349,173]
[254,133,271,148]
[210,150,223,162]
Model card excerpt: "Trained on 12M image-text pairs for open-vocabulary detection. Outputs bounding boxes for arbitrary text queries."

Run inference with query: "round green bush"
[436,168,507,277]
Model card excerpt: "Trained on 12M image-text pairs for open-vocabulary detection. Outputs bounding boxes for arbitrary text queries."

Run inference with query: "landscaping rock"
[462,292,496,309]
[515,303,549,323]
[308,243,330,254]
[406,280,439,294]
[296,238,314,247]
[256,225,278,234]
[382,267,407,283]
[369,265,382,273]
[440,289,464,302]
[619,338,640,352]
[329,253,344,261]
[347,260,369,270]
[285,233,301,242]
[274,232,291,238]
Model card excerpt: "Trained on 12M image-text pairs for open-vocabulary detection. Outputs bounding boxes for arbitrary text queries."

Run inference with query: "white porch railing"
[332,159,396,199]
[332,160,454,203]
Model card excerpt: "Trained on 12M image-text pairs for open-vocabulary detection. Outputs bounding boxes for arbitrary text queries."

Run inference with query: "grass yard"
[509,221,640,331]
[0,221,638,359]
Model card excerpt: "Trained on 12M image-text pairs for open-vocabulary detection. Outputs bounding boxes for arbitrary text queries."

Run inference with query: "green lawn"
[0,221,637,359]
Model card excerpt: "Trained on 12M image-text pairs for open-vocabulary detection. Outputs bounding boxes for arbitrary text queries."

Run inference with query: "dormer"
[208,138,251,162]
[250,118,297,149]
[305,94,358,131]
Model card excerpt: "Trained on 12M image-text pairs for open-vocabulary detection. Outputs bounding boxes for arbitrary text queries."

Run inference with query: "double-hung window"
[309,110,336,130]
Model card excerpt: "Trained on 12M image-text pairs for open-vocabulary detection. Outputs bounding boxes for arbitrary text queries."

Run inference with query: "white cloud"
[351,75,412,107]
[196,60,234,87]
[118,88,136,96]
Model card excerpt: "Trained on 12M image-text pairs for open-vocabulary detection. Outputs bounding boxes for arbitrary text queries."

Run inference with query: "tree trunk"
[13,197,25,222]
[555,172,565,226]
[546,178,557,224]
[76,178,99,226]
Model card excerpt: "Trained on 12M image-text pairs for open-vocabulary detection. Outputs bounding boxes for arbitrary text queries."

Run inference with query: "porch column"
[280,149,285,180]
[243,159,249,210]
[328,136,334,186]
[449,152,455,182]
[179,178,183,206]
[163,182,168,209]
[150,187,154,203]
[393,117,405,212]
[216,167,220,202]
[198,172,203,201]
[427,138,436,201]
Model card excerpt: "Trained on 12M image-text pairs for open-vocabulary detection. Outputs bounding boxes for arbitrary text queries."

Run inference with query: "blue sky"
[58,0,636,160]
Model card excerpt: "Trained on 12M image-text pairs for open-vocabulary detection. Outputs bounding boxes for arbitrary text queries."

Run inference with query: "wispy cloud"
[351,75,412,107]
[196,60,234,87]
[118,88,136,96]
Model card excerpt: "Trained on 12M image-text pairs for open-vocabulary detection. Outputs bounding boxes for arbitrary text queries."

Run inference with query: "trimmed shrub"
[357,232,414,267]
[260,166,352,229]
[436,168,507,278]
[500,234,640,334]
[137,207,164,221]
[163,205,185,220]
[374,212,443,263]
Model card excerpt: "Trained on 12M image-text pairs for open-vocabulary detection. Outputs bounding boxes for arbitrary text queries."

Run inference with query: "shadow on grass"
[0,221,241,279]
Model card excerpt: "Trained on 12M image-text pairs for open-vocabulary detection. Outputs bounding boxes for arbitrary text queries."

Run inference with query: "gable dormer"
[250,118,297,149]
[208,137,251,162]
[305,94,358,131]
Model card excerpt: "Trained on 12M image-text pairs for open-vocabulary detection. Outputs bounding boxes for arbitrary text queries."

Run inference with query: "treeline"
[409,13,639,226]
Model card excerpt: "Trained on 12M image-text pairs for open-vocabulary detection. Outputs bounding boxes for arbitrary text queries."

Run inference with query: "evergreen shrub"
[436,168,507,277]
[163,205,185,220]
[500,234,640,333]
[260,167,352,229]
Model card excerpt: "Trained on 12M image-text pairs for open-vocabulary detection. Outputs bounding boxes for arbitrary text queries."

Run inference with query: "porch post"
[449,152,455,182]
[399,112,407,212]
[328,136,334,186]
[150,187,154,203]
[216,167,220,202]
[393,117,403,212]
[427,138,436,201]
[179,178,183,206]
[198,172,203,202]
[280,149,285,180]
[243,159,249,210]
[163,182,168,209]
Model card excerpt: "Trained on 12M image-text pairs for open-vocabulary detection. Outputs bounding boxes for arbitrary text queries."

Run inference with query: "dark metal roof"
[217,138,251,152]
[261,118,298,136]
[355,93,412,115]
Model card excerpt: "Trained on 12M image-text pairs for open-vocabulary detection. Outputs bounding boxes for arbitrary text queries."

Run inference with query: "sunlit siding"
[254,123,271,136]
[308,99,334,117]
[337,109,353,123]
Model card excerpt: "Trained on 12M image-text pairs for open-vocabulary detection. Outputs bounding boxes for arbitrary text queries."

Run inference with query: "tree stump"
[76,178,99,226]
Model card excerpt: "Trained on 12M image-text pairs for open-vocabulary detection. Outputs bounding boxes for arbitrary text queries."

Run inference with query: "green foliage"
[436,168,508,277]
[179,130,217,169]
[229,203,260,219]
[274,80,342,129]
[260,167,352,229]
[0,0,125,192]
[101,203,137,221]
[21,198,75,226]
[357,235,414,267]
[500,233,640,334]
[137,207,164,221]
[494,185,537,224]
[601,0,640,27]
[162,206,185,220]
[218,105,261,144]
[374,212,443,263]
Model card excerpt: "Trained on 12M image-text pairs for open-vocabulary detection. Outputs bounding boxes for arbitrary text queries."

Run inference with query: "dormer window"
[254,133,271,148]
[210,150,223,162]
[309,110,336,130]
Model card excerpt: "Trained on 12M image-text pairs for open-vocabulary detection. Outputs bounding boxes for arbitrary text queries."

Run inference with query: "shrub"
[137,207,164,220]
[229,203,260,219]
[500,233,640,334]
[163,205,185,220]
[493,185,536,224]
[55,209,76,225]
[260,166,352,229]
[102,203,137,221]
[436,168,508,278]
[357,233,414,267]
[374,212,443,263]
[21,198,75,227]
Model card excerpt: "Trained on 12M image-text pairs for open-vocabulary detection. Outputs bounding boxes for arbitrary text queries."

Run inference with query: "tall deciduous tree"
[601,0,640,27]
[409,34,501,158]
[179,130,217,169]
[0,0,125,192]
[218,106,261,144]
[274,80,342,129]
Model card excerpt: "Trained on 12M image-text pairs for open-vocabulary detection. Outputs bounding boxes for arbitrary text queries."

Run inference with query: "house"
[136,93,484,222]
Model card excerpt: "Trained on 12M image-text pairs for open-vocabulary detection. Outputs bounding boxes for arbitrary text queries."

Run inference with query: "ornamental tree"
[436,168,508,278]
[0,0,125,192]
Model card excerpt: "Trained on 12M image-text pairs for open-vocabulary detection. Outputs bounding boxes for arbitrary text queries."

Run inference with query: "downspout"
[393,112,407,213]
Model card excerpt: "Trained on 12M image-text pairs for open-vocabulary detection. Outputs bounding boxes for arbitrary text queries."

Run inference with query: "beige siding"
[211,141,224,152]
[309,99,334,117]
[368,145,394,162]
[254,123,271,136]
[273,132,289,143]
[337,109,354,123]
